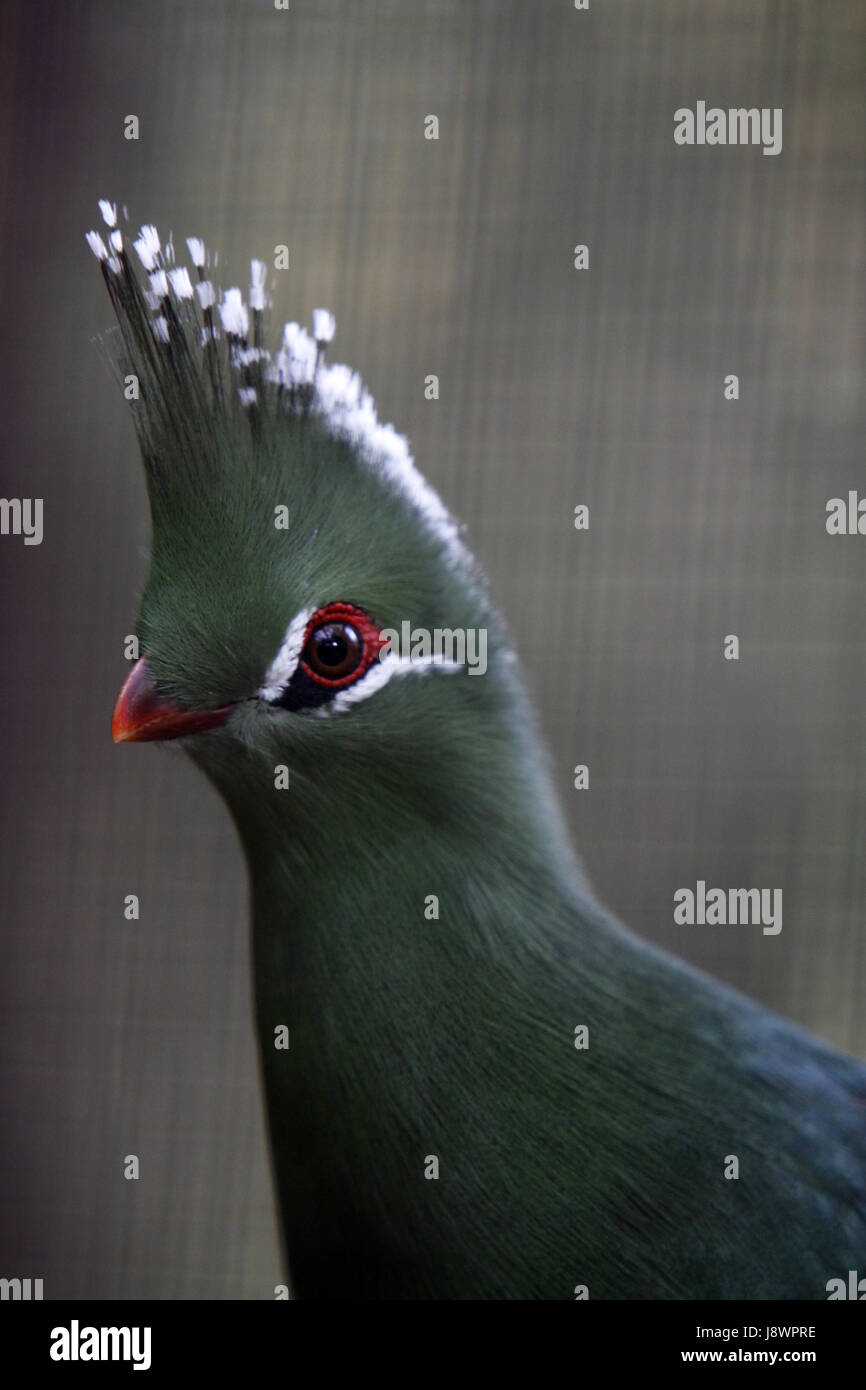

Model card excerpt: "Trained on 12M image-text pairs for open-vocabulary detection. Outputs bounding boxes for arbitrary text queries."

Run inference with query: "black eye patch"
[270,666,342,712]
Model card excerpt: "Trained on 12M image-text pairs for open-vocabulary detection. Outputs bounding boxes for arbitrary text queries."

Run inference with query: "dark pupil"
[318,631,348,666]
[305,622,363,680]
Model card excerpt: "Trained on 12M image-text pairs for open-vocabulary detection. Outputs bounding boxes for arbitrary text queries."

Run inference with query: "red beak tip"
[112,658,233,743]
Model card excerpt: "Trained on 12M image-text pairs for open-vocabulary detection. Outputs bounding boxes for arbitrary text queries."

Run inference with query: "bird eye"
[297,602,384,690]
[303,621,363,681]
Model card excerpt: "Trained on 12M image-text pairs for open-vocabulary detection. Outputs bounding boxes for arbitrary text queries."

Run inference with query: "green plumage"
[91,208,866,1299]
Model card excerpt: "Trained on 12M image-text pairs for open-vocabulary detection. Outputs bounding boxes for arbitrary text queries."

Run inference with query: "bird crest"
[86,199,464,563]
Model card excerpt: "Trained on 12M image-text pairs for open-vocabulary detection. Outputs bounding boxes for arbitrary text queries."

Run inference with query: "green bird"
[88,202,866,1301]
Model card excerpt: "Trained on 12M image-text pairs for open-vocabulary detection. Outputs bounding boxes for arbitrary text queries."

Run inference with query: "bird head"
[87,202,543,863]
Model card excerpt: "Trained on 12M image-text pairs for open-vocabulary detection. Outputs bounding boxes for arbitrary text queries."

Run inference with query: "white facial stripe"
[258,607,314,701]
[260,613,462,712]
[328,653,461,713]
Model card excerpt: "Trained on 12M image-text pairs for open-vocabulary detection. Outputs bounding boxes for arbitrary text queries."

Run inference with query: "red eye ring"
[299,603,386,689]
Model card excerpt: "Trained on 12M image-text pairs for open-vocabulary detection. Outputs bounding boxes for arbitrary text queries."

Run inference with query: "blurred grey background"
[0,0,863,1298]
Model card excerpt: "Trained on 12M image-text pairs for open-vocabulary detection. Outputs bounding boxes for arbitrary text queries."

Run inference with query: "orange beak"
[112,658,234,743]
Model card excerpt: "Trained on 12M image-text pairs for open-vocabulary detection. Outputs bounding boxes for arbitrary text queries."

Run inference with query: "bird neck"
[214,668,589,971]
[193,671,632,1292]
